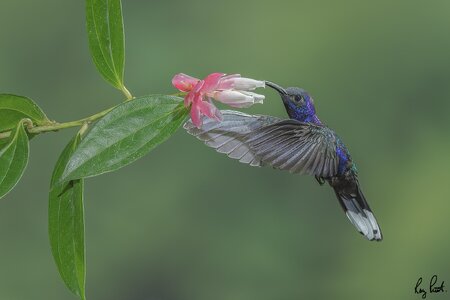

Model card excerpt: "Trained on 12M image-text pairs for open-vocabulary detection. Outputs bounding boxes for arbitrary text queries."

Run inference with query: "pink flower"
[172,73,265,128]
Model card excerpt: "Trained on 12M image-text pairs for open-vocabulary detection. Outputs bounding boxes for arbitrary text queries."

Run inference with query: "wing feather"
[185,112,340,178]
[184,110,281,168]
[247,120,339,177]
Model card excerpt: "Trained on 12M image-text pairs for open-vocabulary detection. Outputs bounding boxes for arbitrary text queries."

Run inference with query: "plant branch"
[0,92,183,141]
[0,104,119,140]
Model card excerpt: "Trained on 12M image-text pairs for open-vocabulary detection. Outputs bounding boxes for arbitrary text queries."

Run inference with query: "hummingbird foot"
[315,176,325,186]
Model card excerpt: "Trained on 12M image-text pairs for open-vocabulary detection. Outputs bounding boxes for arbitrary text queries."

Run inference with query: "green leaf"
[49,133,86,300]
[0,121,30,199]
[0,94,50,132]
[61,95,188,181]
[0,138,8,150]
[86,0,126,90]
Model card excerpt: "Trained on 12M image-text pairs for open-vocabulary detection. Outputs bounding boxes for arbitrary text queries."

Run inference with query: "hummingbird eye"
[291,95,304,104]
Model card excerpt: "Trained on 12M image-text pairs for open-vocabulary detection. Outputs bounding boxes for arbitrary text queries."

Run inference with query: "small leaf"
[49,133,86,300]
[86,0,126,90]
[0,94,50,132]
[62,95,188,181]
[0,121,30,199]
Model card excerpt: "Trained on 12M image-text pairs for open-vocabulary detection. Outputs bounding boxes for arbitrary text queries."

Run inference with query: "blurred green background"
[1,0,450,299]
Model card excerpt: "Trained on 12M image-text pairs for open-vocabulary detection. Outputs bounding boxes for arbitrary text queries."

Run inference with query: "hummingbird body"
[281,87,354,177]
[184,83,382,241]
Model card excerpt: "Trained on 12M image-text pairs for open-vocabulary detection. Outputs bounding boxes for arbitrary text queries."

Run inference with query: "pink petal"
[184,91,195,106]
[197,100,222,121]
[190,104,202,128]
[172,73,200,92]
[192,80,205,93]
[201,73,225,92]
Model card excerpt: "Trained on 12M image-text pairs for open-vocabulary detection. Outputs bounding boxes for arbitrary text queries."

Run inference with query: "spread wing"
[184,111,339,178]
[183,110,281,167]
[246,120,339,177]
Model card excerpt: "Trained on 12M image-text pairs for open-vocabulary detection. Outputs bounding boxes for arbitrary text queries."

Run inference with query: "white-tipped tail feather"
[337,189,382,241]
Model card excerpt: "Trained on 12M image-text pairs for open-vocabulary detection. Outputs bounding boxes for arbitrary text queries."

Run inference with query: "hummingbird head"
[266,81,320,123]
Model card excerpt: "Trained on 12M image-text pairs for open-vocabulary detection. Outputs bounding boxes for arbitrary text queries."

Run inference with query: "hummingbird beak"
[265,81,287,95]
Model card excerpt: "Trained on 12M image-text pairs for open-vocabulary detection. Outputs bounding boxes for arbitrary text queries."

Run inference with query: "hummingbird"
[184,81,382,241]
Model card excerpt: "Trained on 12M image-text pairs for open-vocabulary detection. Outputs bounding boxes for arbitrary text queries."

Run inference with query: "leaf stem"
[121,85,133,101]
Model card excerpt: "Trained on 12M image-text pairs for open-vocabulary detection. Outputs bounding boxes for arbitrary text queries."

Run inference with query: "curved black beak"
[265,81,287,95]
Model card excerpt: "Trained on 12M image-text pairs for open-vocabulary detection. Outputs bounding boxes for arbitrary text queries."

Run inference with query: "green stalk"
[0,104,118,140]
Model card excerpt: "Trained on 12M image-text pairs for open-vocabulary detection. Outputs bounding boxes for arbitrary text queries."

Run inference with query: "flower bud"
[219,77,265,91]
[172,73,200,92]
[213,90,264,108]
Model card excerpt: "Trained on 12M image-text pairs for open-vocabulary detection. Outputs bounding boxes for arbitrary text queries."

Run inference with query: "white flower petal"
[213,90,249,102]
[220,77,265,91]
[241,91,265,104]
[213,91,264,108]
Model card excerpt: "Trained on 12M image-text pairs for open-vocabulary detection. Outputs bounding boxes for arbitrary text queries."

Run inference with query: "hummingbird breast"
[285,101,322,125]
[334,135,355,176]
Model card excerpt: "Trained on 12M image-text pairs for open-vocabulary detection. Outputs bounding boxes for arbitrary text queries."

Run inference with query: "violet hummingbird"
[184,81,382,241]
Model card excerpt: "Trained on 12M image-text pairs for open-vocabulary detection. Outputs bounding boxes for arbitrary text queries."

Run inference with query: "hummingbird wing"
[184,112,338,177]
[184,110,281,167]
[245,120,339,178]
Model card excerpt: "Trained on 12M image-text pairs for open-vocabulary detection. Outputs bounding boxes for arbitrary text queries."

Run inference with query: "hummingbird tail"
[333,184,383,241]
